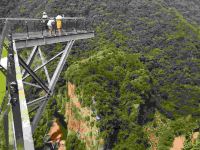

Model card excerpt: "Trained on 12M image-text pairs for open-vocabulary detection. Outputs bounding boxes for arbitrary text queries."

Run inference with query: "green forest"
[64,10,200,149]
[0,0,200,149]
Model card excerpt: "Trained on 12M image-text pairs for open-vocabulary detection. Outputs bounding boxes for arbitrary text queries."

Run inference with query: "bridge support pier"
[6,38,35,150]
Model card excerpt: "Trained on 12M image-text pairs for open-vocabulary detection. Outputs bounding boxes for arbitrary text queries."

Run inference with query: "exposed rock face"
[170,136,185,150]
[49,120,62,143]
[66,82,103,149]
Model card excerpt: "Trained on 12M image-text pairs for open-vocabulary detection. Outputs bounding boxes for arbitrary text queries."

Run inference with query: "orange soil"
[147,130,185,150]
[49,120,62,142]
[48,82,77,143]
[48,82,102,149]
[149,133,158,150]
[146,128,158,150]
[170,136,185,150]
[170,132,199,150]
[66,82,101,149]
[68,82,76,99]
[48,120,66,149]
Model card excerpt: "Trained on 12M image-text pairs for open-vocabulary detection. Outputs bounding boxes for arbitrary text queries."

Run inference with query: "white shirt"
[47,20,55,27]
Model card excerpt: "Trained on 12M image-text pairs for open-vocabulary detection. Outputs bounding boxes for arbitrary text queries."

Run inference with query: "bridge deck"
[11,30,94,49]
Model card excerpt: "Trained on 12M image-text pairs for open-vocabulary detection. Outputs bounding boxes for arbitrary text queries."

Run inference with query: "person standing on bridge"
[47,19,56,36]
[42,12,48,19]
[56,15,63,36]
[42,12,48,32]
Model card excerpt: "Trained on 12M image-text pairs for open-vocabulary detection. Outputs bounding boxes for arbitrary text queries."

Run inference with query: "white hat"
[43,12,47,15]
[56,15,63,20]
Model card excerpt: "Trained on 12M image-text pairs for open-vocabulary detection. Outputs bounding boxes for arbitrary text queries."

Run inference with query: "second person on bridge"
[56,15,63,36]
[47,19,56,36]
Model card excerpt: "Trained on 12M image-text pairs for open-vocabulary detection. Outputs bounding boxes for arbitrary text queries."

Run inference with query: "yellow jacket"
[56,20,62,29]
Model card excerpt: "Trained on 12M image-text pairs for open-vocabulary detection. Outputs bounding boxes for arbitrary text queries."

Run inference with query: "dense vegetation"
[0,42,10,150]
[65,3,200,149]
[67,39,150,149]
[0,0,200,149]
[0,43,7,105]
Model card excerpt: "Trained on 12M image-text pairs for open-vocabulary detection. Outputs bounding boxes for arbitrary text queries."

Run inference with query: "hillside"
[0,0,200,150]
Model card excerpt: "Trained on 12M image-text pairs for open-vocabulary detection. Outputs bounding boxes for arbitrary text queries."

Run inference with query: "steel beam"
[23,81,42,89]
[13,40,35,150]
[8,108,16,149]
[22,46,38,77]
[23,49,65,80]
[0,19,9,59]
[28,105,40,114]
[38,47,50,84]
[27,96,47,107]
[7,36,25,149]
[18,55,50,93]
[14,32,94,49]
[3,109,9,149]
[32,40,74,133]
[49,40,74,92]
[0,17,85,21]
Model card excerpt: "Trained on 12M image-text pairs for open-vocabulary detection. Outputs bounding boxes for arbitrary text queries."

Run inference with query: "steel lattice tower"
[0,17,94,150]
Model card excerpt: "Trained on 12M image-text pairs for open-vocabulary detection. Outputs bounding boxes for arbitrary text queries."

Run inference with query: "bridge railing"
[0,17,94,38]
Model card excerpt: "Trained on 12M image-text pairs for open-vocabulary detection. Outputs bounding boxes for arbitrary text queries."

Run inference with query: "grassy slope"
[0,43,8,149]
[0,44,8,106]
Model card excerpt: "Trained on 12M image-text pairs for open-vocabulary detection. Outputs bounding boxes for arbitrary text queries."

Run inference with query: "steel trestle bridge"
[0,17,94,150]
